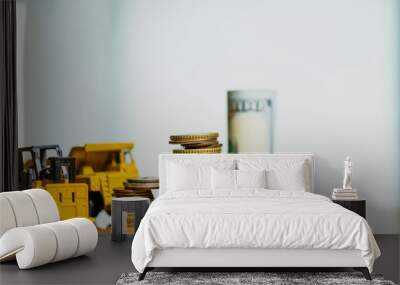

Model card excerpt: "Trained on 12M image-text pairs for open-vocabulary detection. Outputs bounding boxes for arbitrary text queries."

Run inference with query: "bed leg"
[361,268,372,281]
[354,267,371,280]
[138,268,148,281]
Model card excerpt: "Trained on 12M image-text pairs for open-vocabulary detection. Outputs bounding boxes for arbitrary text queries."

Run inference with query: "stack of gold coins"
[113,177,159,200]
[169,133,222,154]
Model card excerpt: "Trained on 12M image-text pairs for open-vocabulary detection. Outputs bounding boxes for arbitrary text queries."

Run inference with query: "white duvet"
[131,190,380,273]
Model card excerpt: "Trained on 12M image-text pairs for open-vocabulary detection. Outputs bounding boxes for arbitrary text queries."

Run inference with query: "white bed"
[131,153,380,280]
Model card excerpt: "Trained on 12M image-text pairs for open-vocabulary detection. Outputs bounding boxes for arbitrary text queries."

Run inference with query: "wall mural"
[228,90,275,153]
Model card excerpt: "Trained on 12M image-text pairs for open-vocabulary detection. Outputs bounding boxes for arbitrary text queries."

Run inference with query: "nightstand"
[332,199,366,218]
[111,197,150,242]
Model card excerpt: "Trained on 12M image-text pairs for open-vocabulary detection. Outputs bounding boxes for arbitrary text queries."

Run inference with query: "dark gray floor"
[374,234,400,284]
[1,234,399,285]
[0,235,135,285]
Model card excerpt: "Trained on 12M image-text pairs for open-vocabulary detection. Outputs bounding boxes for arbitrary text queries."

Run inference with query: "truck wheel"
[89,192,104,217]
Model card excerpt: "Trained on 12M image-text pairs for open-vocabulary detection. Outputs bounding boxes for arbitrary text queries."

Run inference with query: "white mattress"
[131,190,380,273]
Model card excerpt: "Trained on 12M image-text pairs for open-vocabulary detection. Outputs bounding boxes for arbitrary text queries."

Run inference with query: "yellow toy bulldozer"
[69,143,139,217]
[18,145,89,220]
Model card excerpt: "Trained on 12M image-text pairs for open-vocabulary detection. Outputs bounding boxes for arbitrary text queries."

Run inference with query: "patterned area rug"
[116,272,396,285]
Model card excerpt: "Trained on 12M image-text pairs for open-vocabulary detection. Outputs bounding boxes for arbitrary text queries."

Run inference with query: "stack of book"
[332,188,358,200]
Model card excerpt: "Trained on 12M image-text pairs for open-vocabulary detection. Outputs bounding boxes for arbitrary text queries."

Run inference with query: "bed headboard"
[158,153,315,196]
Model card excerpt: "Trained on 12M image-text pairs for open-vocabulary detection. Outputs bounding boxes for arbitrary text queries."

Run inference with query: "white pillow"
[211,168,236,190]
[211,169,267,190]
[237,159,307,191]
[168,162,210,191]
[237,170,267,188]
[166,159,236,192]
[267,164,306,191]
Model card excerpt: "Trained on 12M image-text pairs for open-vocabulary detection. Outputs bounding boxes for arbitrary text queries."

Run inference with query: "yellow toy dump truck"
[69,143,139,217]
[18,145,89,220]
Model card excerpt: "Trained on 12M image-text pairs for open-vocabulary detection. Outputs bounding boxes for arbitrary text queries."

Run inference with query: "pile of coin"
[169,133,222,154]
[113,177,159,200]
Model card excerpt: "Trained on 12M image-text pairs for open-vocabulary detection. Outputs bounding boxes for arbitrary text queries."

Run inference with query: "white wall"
[18,0,116,153]
[18,0,399,233]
